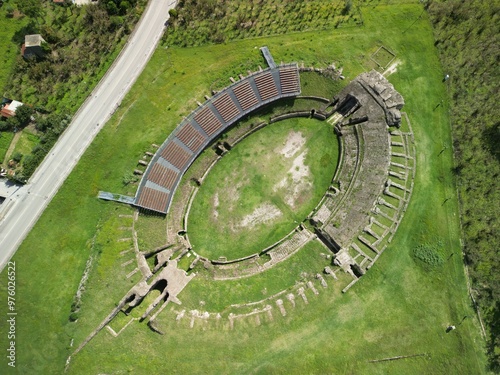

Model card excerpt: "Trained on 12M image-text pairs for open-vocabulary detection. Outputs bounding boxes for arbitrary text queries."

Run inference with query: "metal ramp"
[260,46,277,69]
[98,191,135,205]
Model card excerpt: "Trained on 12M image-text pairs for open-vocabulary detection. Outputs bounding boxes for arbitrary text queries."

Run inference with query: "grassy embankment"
[0,3,487,374]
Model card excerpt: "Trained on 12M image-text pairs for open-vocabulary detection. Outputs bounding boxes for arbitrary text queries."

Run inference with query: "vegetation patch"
[0,0,147,181]
[179,239,332,312]
[412,241,444,269]
[4,0,146,112]
[300,71,345,98]
[164,0,362,47]
[0,1,29,88]
[427,1,500,369]
[0,132,15,163]
[11,129,39,158]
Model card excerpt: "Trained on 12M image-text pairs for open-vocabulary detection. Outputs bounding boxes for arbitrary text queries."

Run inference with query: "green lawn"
[179,239,337,312]
[188,117,339,260]
[11,129,39,158]
[0,132,15,163]
[0,3,487,374]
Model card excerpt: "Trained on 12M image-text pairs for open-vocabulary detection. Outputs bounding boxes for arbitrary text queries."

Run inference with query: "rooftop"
[0,100,23,118]
[25,34,46,47]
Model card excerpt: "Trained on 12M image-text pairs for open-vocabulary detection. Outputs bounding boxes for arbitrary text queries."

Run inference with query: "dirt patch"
[213,193,219,219]
[239,203,282,228]
[274,151,312,208]
[289,152,310,182]
[277,130,306,158]
[213,172,246,219]
[383,59,401,76]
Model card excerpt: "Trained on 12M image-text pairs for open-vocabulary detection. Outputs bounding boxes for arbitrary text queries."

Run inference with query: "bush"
[69,312,79,322]
[14,105,34,128]
[412,242,444,268]
[122,172,138,186]
[70,301,80,313]
[168,8,178,19]
[5,4,15,18]
[342,0,352,16]
[11,152,23,163]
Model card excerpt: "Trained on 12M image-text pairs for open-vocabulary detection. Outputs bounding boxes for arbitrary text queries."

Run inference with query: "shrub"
[69,312,79,322]
[5,5,15,18]
[122,172,138,186]
[168,8,178,19]
[11,152,23,163]
[342,0,352,16]
[412,242,444,268]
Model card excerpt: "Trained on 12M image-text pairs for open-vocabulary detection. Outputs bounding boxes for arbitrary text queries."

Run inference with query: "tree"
[169,8,178,19]
[5,116,19,131]
[14,105,34,128]
[5,4,15,18]
[17,0,44,20]
[0,120,11,131]
[119,1,130,14]
[103,0,119,15]
[342,0,352,16]
[11,152,23,163]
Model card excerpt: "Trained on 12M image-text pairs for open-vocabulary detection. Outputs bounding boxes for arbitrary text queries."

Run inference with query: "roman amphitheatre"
[2,4,487,374]
[85,47,415,350]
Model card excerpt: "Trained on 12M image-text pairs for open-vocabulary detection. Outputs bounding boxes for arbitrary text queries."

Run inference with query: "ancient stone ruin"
[77,56,414,357]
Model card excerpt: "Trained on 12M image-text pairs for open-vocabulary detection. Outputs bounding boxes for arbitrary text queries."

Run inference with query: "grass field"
[188,117,339,260]
[10,129,39,158]
[0,2,488,374]
[178,239,337,312]
[0,132,15,163]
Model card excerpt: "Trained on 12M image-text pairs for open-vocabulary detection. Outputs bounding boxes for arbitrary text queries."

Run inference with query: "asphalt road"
[0,0,177,272]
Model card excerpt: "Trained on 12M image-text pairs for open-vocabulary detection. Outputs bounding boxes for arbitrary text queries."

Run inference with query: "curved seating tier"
[135,64,301,213]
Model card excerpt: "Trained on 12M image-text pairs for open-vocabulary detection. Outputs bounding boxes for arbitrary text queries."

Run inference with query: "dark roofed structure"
[21,34,46,59]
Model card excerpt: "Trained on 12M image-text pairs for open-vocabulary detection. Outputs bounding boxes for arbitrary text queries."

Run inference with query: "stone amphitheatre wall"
[308,70,415,291]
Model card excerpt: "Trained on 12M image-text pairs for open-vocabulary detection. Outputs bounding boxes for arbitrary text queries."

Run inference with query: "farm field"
[0,2,488,374]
